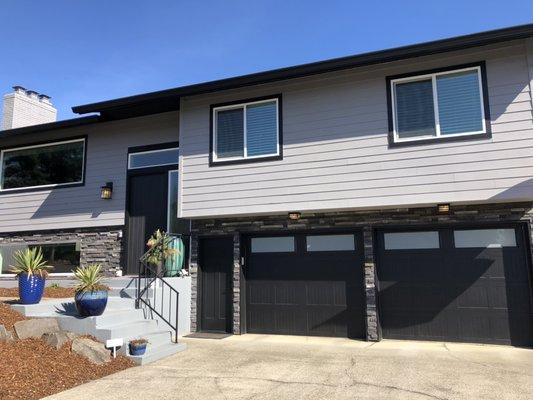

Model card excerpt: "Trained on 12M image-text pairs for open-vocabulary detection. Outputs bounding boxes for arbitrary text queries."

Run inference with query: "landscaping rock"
[14,318,60,339]
[0,324,14,342]
[71,337,110,364]
[42,331,78,349]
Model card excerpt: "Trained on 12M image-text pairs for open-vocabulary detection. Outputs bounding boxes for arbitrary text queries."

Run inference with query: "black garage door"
[376,224,533,346]
[244,232,365,338]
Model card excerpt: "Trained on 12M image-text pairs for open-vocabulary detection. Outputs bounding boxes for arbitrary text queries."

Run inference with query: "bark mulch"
[0,302,135,400]
[0,286,76,299]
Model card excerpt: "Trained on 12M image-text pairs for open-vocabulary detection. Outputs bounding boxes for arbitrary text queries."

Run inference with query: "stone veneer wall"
[0,227,124,276]
[189,202,533,340]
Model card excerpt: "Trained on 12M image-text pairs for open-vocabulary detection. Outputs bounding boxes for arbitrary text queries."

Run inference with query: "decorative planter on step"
[18,273,46,304]
[129,342,147,356]
[74,290,108,317]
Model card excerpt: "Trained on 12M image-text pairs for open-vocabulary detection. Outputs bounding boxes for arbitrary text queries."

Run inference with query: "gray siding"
[0,112,178,233]
[179,39,533,218]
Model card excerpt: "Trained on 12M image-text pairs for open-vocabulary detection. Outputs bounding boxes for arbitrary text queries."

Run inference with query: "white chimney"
[2,86,57,130]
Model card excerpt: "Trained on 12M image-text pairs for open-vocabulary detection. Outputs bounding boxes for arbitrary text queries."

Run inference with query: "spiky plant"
[145,229,179,266]
[9,247,53,277]
[74,264,108,293]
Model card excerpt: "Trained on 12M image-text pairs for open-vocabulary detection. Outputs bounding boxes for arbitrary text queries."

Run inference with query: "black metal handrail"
[136,233,185,343]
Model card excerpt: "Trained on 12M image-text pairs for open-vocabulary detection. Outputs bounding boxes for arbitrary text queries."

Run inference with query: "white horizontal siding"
[179,39,533,218]
[0,112,179,233]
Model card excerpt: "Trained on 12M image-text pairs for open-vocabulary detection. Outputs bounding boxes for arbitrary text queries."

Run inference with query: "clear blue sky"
[1,1,532,120]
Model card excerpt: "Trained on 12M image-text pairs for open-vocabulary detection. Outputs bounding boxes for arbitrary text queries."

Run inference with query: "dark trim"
[126,141,180,175]
[72,24,533,119]
[127,141,180,154]
[0,135,88,195]
[0,116,100,138]
[208,94,283,167]
[386,61,492,147]
[0,225,124,237]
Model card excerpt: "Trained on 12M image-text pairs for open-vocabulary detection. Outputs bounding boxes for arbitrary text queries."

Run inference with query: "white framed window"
[390,65,487,143]
[0,138,85,191]
[212,97,280,163]
[128,147,179,169]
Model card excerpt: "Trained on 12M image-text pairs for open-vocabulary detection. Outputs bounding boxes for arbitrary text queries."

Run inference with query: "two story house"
[1,24,533,346]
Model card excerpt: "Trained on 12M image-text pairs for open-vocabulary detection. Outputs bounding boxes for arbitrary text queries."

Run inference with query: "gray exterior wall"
[179,39,533,219]
[0,111,179,233]
[188,202,533,340]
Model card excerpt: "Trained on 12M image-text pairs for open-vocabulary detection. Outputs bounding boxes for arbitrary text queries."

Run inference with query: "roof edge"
[0,115,100,138]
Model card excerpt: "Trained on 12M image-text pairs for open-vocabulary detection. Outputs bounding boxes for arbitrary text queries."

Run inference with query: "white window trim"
[212,97,280,162]
[0,138,86,192]
[390,66,487,143]
[128,147,179,170]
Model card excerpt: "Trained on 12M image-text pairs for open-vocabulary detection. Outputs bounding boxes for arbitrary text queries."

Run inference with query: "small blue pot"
[18,274,46,304]
[129,342,147,356]
[74,290,108,317]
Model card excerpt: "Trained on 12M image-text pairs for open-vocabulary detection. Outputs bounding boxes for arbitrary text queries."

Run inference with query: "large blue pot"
[18,274,46,304]
[129,342,147,356]
[74,290,108,317]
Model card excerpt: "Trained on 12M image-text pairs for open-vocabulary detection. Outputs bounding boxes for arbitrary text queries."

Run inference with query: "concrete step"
[94,308,146,327]
[127,342,187,365]
[95,319,160,341]
[108,287,154,299]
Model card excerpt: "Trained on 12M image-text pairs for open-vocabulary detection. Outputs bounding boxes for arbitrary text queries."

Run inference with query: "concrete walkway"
[44,334,533,400]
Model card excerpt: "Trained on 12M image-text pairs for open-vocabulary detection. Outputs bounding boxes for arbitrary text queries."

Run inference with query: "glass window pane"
[437,70,483,135]
[1,140,84,190]
[129,148,179,169]
[306,234,355,251]
[0,244,26,274]
[246,101,278,157]
[167,170,179,233]
[0,243,80,274]
[454,229,516,248]
[251,237,295,253]
[394,79,436,138]
[216,108,244,158]
[384,231,440,250]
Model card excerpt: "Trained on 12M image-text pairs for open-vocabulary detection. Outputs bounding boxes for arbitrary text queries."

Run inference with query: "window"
[454,229,517,248]
[0,243,80,275]
[128,147,179,169]
[384,231,440,250]
[251,236,294,253]
[0,139,85,191]
[306,234,355,251]
[212,97,281,163]
[389,65,487,143]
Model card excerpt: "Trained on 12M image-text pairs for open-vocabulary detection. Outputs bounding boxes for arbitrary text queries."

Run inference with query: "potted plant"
[73,264,109,317]
[9,247,54,304]
[146,229,178,275]
[129,338,148,356]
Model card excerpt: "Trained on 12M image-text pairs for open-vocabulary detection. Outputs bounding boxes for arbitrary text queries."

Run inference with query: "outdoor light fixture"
[437,203,450,214]
[101,182,113,199]
[288,212,301,221]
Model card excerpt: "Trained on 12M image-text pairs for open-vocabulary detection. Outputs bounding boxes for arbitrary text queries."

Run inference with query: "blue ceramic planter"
[74,290,108,317]
[129,342,147,356]
[18,274,46,304]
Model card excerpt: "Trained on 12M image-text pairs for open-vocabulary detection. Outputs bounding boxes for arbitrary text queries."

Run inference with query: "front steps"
[11,293,186,365]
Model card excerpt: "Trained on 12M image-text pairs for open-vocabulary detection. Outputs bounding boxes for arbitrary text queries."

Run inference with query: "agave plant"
[74,264,107,293]
[145,229,179,266]
[9,247,54,277]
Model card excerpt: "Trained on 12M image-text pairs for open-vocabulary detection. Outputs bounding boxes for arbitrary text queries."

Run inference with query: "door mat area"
[184,332,232,339]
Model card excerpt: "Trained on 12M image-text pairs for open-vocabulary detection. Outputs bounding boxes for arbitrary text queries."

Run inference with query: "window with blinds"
[212,97,280,162]
[390,65,486,143]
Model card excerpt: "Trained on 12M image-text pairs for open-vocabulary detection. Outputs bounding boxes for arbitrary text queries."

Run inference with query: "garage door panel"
[377,225,533,346]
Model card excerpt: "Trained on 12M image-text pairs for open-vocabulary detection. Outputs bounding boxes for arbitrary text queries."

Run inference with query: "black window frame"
[386,62,492,147]
[209,94,283,166]
[0,136,87,195]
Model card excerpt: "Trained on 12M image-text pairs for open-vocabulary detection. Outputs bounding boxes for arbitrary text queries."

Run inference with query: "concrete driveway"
[44,334,533,400]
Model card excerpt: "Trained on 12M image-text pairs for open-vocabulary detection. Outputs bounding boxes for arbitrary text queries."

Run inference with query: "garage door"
[376,225,533,346]
[245,232,365,338]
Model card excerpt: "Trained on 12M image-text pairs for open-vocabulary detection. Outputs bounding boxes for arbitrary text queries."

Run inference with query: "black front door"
[125,172,168,275]
[244,232,365,338]
[199,237,233,332]
[376,224,533,346]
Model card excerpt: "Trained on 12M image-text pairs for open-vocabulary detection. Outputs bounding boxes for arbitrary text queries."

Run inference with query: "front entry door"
[199,237,233,332]
[125,172,168,275]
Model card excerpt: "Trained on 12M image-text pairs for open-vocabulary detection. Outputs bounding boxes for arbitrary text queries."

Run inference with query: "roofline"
[0,115,100,138]
[73,23,533,116]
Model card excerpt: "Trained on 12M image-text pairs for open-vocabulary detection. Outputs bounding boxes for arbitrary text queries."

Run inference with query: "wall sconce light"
[101,182,113,199]
[437,203,450,214]
[288,211,301,221]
